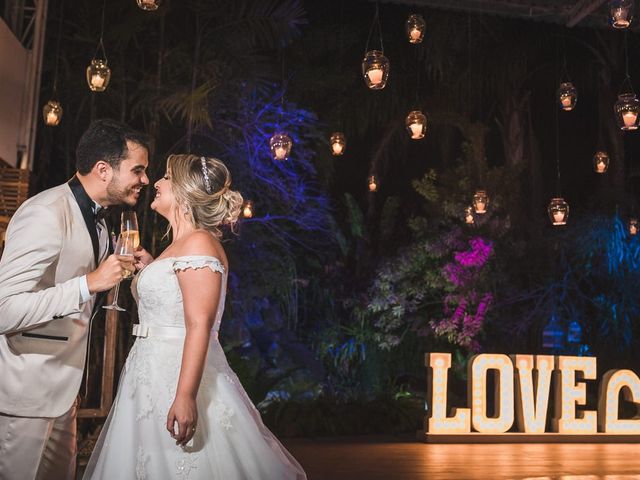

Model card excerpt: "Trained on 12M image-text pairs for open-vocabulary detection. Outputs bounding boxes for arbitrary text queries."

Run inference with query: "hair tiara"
[200,156,213,194]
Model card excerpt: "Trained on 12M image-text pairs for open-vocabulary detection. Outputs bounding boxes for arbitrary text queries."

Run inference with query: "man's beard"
[106,177,139,206]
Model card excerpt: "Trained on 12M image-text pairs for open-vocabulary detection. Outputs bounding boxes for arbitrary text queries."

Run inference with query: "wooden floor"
[284,435,640,480]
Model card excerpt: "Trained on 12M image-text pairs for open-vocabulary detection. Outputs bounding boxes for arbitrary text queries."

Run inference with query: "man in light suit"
[0,119,151,480]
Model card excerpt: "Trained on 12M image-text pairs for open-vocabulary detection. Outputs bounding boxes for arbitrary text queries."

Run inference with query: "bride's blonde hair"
[167,154,243,238]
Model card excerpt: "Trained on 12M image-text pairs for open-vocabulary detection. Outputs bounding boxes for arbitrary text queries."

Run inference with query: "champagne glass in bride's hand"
[103,232,135,311]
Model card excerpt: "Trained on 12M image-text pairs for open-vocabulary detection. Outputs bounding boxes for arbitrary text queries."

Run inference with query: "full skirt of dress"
[83,335,306,480]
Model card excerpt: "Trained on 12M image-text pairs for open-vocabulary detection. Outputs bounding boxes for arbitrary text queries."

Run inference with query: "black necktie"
[94,207,108,224]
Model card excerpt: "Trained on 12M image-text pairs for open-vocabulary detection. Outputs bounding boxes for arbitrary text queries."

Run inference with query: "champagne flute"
[103,232,135,311]
[120,211,140,249]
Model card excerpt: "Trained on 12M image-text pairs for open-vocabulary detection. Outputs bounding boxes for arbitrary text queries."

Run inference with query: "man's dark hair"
[75,119,151,174]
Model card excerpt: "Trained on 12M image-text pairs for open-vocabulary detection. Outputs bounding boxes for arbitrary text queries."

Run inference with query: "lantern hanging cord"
[561,35,570,82]
[620,31,635,94]
[280,46,286,117]
[555,86,561,196]
[554,35,561,196]
[415,46,420,106]
[364,2,383,54]
[94,0,108,61]
[338,0,344,128]
[52,0,64,95]
[468,13,471,116]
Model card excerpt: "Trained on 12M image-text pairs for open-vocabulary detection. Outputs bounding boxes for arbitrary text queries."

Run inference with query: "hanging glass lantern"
[330,132,346,156]
[86,59,111,92]
[269,132,292,161]
[542,313,564,353]
[548,197,569,226]
[42,100,63,126]
[610,0,634,28]
[630,218,638,235]
[405,110,427,139]
[368,175,378,192]
[406,14,426,44]
[557,82,577,111]
[464,206,475,225]
[472,190,489,214]
[567,320,583,344]
[136,0,160,10]
[593,151,610,174]
[614,93,640,130]
[362,50,389,90]
[242,200,253,219]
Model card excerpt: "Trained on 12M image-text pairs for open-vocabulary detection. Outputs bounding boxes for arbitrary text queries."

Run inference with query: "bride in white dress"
[84,154,307,480]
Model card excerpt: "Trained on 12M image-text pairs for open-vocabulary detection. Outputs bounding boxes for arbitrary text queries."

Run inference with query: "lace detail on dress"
[175,453,199,480]
[136,446,148,480]
[214,401,235,430]
[124,343,155,420]
[172,258,225,274]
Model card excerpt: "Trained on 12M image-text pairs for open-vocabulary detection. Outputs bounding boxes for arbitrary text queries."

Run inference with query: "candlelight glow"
[86,59,111,92]
[269,132,293,161]
[548,198,569,226]
[405,111,427,140]
[472,190,488,214]
[406,14,426,44]
[42,100,63,126]
[615,93,640,131]
[362,50,389,90]
[330,132,346,156]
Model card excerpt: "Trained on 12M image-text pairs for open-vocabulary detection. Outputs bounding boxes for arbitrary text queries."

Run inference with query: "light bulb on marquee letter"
[425,353,471,434]
[512,354,554,433]
[469,354,515,433]
[553,356,597,434]
[598,369,640,434]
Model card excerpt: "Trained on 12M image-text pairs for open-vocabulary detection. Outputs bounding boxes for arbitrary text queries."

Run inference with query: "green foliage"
[411,169,439,203]
[343,193,365,239]
[259,395,424,437]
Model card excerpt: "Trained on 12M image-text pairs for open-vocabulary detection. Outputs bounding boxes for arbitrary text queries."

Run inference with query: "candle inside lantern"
[332,142,344,155]
[367,67,384,86]
[560,96,572,109]
[274,146,287,160]
[553,211,565,223]
[243,206,252,218]
[410,28,421,41]
[613,8,630,27]
[91,74,105,89]
[631,224,638,235]
[596,160,606,173]
[623,111,638,127]
[369,178,377,192]
[46,111,58,125]
[409,122,423,139]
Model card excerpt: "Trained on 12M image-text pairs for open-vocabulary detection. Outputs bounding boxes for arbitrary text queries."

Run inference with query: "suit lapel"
[68,176,99,265]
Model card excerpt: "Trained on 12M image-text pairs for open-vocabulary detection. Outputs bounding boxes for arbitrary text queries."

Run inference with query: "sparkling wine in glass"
[120,211,140,249]
[103,233,135,311]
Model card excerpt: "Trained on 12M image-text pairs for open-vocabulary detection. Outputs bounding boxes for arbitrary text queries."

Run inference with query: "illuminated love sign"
[423,353,640,439]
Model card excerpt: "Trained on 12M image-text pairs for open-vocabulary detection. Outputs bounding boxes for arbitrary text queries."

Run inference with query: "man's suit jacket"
[0,182,108,417]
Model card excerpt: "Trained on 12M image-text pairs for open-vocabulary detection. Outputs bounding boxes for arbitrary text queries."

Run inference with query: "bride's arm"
[167,246,223,446]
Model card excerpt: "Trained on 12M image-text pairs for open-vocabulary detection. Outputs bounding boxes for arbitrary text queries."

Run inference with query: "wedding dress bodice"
[133,255,227,333]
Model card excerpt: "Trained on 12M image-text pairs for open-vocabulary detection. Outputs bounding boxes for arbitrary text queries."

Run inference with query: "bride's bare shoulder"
[174,229,226,260]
